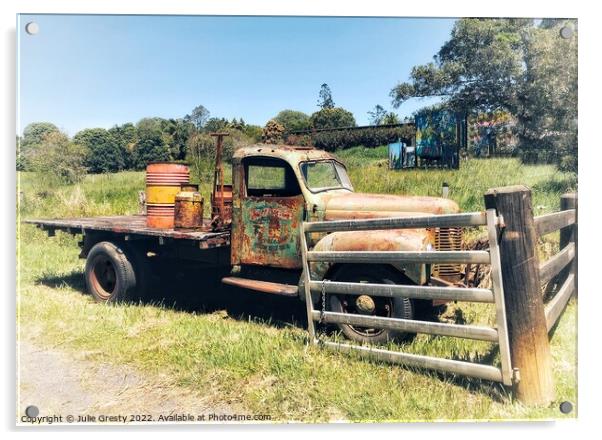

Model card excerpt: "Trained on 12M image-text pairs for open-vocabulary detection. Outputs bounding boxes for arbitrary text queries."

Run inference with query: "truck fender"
[299,228,435,302]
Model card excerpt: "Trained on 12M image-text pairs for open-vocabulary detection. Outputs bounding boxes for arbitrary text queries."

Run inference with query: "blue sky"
[17,15,454,136]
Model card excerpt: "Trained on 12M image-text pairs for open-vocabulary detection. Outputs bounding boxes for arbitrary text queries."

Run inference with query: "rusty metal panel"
[236,195,304,269]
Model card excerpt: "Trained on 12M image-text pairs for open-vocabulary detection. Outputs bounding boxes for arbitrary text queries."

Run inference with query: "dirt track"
[17,341,240,425]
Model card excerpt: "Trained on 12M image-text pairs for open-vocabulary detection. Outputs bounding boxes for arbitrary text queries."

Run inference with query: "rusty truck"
[28,143,463,344]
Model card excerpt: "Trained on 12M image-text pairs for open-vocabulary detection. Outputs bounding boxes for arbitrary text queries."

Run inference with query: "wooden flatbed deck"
[26,215,230,249]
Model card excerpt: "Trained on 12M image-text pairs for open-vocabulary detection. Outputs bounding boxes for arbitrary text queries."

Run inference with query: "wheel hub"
[355,295,376,314]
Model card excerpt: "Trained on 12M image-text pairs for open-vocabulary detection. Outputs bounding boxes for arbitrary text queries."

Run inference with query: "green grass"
[17,149,577,422]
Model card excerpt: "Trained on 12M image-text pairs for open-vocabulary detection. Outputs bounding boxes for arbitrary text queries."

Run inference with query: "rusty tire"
[329,265,414,345]
[85,241,138,303]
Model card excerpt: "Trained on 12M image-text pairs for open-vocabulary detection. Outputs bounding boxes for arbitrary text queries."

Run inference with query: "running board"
[221,277,299,297]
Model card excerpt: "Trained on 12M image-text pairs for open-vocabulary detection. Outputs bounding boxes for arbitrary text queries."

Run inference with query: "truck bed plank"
[25,215,230,248]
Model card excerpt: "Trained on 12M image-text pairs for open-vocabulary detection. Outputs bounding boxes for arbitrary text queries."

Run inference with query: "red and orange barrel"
[146,162,190,229]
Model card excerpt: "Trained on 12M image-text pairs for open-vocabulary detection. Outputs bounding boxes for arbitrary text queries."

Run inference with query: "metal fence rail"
[534,198,577,333]
[534,209,576,237]
[308,280,495,303]
[300,208,514,386]
[303,211,489,233]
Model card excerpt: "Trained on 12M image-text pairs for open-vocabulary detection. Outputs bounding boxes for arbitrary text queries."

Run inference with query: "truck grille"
[434,227,463,282]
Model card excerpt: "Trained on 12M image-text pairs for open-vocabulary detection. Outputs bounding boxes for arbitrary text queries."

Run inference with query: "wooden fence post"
[484,185,555,405]
[560,193,578,295]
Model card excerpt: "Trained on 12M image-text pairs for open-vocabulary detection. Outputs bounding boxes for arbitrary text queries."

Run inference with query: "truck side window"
[244,157,301,197]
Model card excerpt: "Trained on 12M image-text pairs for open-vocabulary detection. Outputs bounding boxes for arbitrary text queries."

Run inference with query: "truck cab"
[224,145,462,343]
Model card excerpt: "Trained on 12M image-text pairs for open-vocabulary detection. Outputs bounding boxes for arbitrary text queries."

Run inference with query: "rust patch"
[235,195,304,269]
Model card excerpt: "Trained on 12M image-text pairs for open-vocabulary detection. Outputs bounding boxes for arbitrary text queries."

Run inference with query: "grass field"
[17,149,578,422]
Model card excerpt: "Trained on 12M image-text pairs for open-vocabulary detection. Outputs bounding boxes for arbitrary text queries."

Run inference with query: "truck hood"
[320,192,460,220]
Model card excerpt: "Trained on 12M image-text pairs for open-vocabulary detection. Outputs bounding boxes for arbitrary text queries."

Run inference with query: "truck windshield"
[300,160,353,193]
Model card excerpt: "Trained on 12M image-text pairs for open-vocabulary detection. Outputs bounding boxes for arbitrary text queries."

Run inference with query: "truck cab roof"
[232,144,341,166]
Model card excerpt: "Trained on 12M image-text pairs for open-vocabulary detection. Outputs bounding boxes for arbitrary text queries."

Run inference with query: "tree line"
[17,18,577,183]
[17,84,402,183]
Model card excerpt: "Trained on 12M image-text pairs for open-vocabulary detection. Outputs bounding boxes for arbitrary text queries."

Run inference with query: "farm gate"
[300,186,577,405]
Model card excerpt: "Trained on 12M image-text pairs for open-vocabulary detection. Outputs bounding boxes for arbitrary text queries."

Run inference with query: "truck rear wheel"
[85,241,139,303]
[328,265,414,345]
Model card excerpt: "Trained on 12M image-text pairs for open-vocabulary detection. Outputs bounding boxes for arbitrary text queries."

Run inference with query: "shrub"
[29,131,87,184]
[311,125,415,151]
[284,134,313,147]
[18,122,60,171]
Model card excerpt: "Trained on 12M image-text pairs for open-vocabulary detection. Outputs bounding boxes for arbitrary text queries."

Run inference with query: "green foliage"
[310,107,356,130]
[516,20,578,172]
[186,127,254,182]
[204,117,229,133]
[382,112,400,125]
[108,123,138,168]
[243,124,263,142]
[317,83,335,109]
[28,130,87,184]
[132,118,171,169]
[186,132,216,183]
[262,120,285,144]
[18,122,60,170]
[73,128,126,173]
[184,104,210,129]
[274,110,311,133]
[161,118,195,160]
[367,105,387,126]
[312,125,415,151]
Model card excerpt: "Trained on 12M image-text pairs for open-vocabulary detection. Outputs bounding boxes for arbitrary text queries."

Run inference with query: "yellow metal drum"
[145,162,190,229]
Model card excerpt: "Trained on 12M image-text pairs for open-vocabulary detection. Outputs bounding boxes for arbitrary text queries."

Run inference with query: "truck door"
[231,156,304,269]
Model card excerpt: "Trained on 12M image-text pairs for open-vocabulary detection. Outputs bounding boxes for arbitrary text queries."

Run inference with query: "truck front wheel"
[85,241,138,303]
[328,265,414,345]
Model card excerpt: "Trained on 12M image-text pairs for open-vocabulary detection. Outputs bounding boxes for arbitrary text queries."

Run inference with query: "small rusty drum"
[174,184,204,230]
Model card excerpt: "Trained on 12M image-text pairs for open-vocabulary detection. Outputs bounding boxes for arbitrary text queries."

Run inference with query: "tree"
[317,83,335,109]
[390,19,529,114]
[516,20,577,171]
[274,110,311,133]
[390,18,577,171]
[186,132,216,181]
[108,123,138,168]
[18,122,60,170]
[368,105,388,126]
[74,128,125,173]
[310,108,356,130]
[132,118,171,169]
[159,118,194,161]
[29,130,87,184]
[262,120,285,144]
[184,104,210,129]
[204,117,229,133]
[243,124,263,142]
[382,112,401,125]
